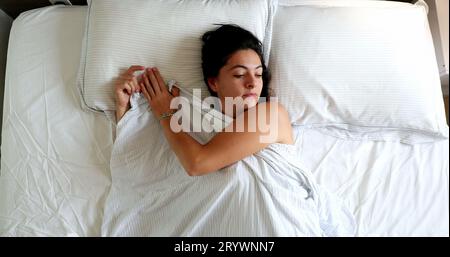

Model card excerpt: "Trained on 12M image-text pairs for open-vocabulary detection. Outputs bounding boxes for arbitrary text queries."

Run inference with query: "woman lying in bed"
[108,24,356,236]
[114,24,293,176]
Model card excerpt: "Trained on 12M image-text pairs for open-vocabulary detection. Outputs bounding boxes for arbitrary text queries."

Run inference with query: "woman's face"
[208,49,263,115]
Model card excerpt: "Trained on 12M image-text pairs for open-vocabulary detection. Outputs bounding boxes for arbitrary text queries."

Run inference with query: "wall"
[0,9,12,149]
[435,0,448,75]
[425,0,449,96]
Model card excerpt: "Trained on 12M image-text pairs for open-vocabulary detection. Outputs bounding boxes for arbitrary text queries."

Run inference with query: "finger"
[171,85,180,97]
[120,74,134,80]
[126,65,145,75]
[132,77,140,92]
[143,72,155,97]
[127,82,136,94]
[140,82,151,102]
[147,68,161,93]
[153,67,167,93]
[123,83,132,95]
[119,75,133,82]
[127,81,135,93]
[136,73,144,85]
[121,73,142,91]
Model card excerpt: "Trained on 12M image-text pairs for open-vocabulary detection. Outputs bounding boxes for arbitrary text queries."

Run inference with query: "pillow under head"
[78,0,276,112]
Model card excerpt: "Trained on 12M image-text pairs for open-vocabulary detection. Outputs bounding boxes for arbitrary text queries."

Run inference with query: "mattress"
[0,5,448,236]
[0,6,113,236]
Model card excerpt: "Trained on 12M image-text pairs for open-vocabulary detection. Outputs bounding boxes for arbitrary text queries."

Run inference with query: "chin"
[243,97,258,109]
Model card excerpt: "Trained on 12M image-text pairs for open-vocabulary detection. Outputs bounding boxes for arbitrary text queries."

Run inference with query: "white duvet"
[101,98,356,236]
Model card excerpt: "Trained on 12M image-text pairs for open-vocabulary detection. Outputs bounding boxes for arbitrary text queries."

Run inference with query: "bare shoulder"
[240,101,291,130]
[256,101,290,121]
[254,101,293,144]
[257,101,287,110]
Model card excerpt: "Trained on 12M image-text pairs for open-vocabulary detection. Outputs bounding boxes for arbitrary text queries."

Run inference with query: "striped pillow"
[77,0,276,112]
[269,0,448,143]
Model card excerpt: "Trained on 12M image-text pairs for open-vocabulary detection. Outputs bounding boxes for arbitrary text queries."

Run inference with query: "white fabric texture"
[269,0,449,143]
[102,97,356,236]
[1,5,448,237]
[77,0,277,112]
[293,127,449,236]
[0,6,113,236]
[278,0,412,7]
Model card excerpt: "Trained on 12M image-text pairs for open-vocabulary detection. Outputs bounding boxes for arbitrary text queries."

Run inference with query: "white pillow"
[269,0,449,143]
[278,0,411,8]
[78,0,276,112]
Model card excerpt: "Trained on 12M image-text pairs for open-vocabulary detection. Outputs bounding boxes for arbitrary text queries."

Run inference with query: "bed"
[1,0,448,236]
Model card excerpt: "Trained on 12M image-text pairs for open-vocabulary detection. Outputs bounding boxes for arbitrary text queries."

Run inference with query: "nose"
[244,75,257,89]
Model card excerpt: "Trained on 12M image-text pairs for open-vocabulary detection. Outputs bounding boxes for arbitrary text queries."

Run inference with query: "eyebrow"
[228,65,263,71]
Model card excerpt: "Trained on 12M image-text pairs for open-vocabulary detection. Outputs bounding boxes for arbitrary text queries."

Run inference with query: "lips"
[242,93,257,99]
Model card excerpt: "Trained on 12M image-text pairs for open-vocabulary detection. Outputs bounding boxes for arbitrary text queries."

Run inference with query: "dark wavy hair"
[201,24,271,98]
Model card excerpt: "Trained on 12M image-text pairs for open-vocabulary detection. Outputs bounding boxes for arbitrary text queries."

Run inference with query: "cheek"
[220,81,244,96]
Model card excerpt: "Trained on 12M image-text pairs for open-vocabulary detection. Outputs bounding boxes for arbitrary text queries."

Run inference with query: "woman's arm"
[116,106,129,123]
[140,67,293,176]
[160,102,293,176]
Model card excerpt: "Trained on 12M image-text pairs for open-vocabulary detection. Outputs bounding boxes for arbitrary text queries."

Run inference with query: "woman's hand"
[140,67,180,120]
[114,65,145,122]
[115,65,145,110]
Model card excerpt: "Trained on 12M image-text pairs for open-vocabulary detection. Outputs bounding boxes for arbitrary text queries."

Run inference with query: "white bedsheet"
[1,5,448,237]
[0,6,113,236]
[293,128,449,236]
